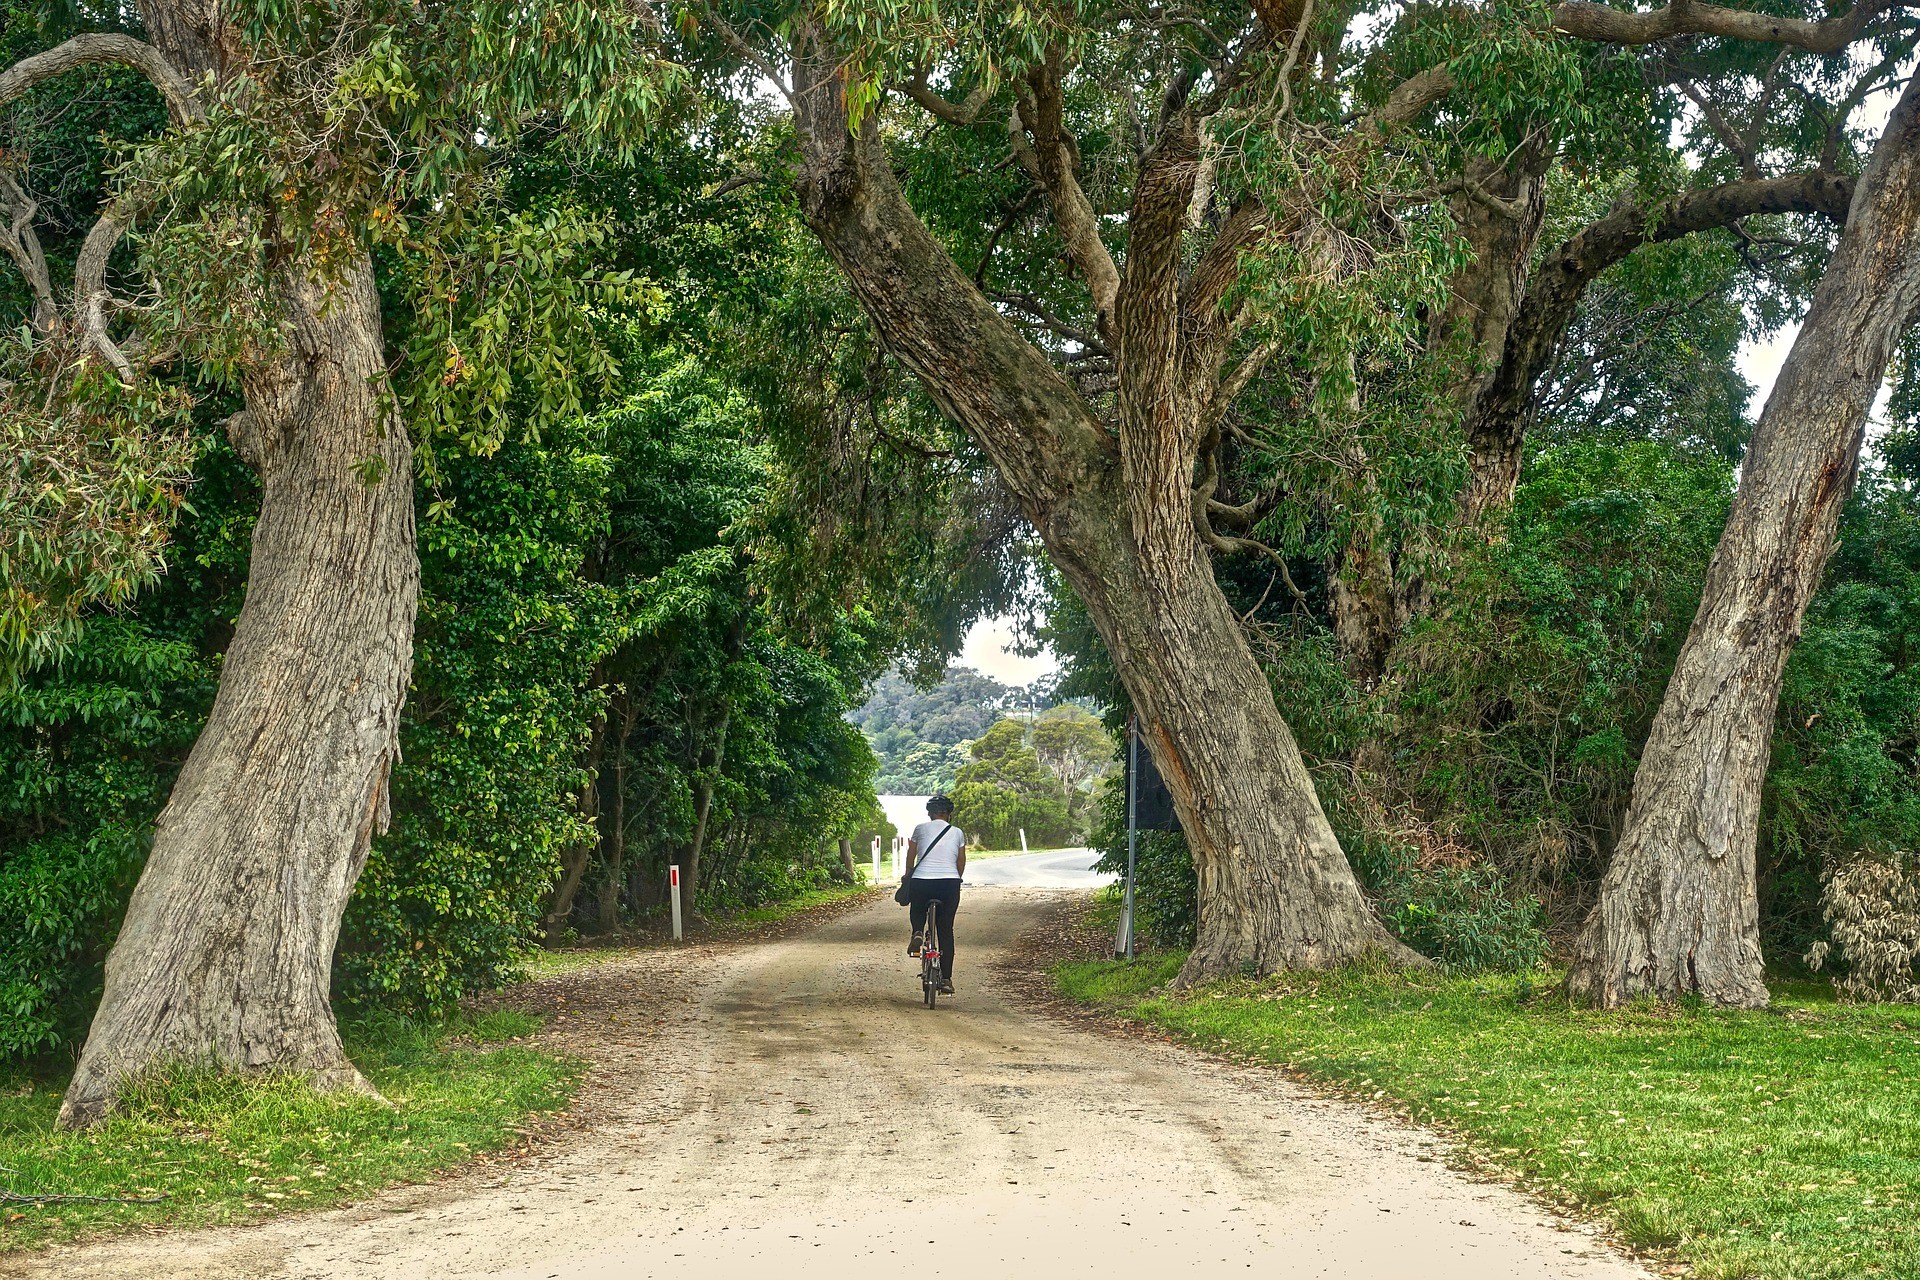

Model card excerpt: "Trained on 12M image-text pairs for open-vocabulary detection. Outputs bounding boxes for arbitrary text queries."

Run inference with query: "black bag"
[894,823,953,905]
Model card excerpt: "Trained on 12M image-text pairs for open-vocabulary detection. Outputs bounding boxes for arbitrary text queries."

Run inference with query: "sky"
[961,615,1057,685]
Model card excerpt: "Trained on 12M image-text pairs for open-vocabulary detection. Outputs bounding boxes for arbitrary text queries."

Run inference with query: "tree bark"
[837,836,857,882]
[60,254,416,1125]
[1567,67,1920,1008]
[788,29,1417,984]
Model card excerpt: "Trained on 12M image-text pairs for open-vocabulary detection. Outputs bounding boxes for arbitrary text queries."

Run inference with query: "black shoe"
[908,933,923,957]
[937,978,954,994]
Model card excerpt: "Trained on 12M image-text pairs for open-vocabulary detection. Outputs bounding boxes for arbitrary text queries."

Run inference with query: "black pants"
[906,878,961,981]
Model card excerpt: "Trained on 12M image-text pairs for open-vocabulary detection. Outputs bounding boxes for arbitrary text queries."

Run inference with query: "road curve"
[963,846,1116,888]
[14,891,1651,1279]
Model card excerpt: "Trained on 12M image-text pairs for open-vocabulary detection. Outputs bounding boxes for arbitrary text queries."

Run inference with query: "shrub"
[1088,777,1197,948]
[1371,862,1550,974]
[1337,794,1550,974]
[1806,850,1920,1002]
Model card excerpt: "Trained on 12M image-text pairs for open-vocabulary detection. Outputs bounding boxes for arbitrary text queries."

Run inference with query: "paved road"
[19,893,1650,1280]
[964,846,1115,888]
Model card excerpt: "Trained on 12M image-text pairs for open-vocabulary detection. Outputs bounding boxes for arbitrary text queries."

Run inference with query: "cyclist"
[903,794,965,993]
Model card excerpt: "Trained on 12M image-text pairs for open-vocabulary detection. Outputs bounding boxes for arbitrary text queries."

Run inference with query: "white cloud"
[961,615,1056,687]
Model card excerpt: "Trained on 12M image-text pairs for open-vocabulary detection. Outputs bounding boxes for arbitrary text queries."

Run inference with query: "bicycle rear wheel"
[922,955,937,1008]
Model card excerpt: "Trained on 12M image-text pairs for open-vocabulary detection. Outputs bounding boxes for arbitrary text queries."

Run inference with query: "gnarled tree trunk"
[1066,511,1411,975]
[1567,68,1920,1008]
[788,29,1417,985]
[60,255,416,1125]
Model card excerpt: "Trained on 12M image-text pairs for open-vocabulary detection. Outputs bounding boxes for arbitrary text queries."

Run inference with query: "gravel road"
[15,891,1651,1279]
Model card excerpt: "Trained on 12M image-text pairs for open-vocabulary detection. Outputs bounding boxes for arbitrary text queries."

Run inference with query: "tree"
[715,0,1573,981]
[0,0,665,1125]
[951,718,1075,847]
[1028,703,1111,817]
[1558,0,1920,1006]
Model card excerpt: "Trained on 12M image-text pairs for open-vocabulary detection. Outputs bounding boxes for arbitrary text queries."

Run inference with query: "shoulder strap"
[911,823,953,878]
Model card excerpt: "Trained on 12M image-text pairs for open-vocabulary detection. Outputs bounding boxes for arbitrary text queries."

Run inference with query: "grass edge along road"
[1,880,878,1252]
[1056,954,1919,1280]
[0,1008,579,1253]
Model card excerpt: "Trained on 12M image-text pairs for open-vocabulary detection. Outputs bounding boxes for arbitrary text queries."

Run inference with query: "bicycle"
[919,899,946,1009]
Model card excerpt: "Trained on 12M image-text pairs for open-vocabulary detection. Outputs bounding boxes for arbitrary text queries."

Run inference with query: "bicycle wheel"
[923,955,937,1008]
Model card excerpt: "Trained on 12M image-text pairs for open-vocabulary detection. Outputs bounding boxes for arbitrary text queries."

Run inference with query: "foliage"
[1366,860,1549,976]
[1026,703,1110,819]
[0,0,675,670]
[0,359,200,676]
[338,427,628,1013]
[848,665,1035,794]
[1805,851,1920,1003]
[950,718,1075,848]
[0,1008,576,1249]
[1089,776,1197,949]
[1058,960,1920,1280]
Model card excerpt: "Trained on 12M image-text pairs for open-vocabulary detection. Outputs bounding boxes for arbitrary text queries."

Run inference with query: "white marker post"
[669,863,684,942]
[1019,828,1029,854]
[871,837,880,882]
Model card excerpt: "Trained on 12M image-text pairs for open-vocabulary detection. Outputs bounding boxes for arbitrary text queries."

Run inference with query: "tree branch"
[1553,0,1895,52]
[990,289,1110,355]
[1010,54,1120,331]
[898,65,992,126]
[0,32,202,126]
[1462,168,1855,522]
[0,168,57,334]
[72,200,137,381]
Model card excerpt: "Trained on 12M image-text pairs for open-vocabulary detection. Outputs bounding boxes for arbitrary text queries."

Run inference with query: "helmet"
[926,794,955,818]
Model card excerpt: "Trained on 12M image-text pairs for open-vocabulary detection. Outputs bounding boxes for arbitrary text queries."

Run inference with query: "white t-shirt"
[910,820,965,879]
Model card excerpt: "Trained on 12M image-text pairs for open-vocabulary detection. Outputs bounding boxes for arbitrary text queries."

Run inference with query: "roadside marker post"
[871,837,880,882]
[670,864,684,942]
[1019,828,1028,854]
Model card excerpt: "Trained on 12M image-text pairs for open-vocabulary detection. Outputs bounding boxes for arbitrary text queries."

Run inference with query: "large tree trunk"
[788,36,1414,985]
[1063,514,1418,979]
[1566,69,1920,1009]
[60,255,416,1126]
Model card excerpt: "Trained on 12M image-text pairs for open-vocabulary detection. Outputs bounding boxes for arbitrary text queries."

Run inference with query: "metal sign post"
[669,864,684,942]
[1117,716,1138,960]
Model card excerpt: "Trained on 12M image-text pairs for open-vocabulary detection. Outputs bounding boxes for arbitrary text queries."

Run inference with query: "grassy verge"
[0,1008,579,1252]
[703,880,877,932]
[529,879,878,978]
[1057,955,1919,1280]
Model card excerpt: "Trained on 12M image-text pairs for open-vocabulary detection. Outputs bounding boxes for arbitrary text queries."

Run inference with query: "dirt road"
[18,891,1650,1279]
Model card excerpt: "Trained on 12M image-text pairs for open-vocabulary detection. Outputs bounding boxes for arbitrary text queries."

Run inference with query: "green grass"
[529,880,879,978]
[1057,956,1920,1279]
[0,1008,579,1252]
[706,880,875,931]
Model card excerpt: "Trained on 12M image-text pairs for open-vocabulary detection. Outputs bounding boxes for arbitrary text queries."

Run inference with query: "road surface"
[15,892,1650,1280]
[964,846,1115,888]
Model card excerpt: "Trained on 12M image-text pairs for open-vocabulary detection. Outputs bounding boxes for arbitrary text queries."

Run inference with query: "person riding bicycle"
[903,794,965,994]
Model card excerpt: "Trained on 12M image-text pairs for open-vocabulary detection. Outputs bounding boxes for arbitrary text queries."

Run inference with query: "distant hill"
[849,665,1053,794]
